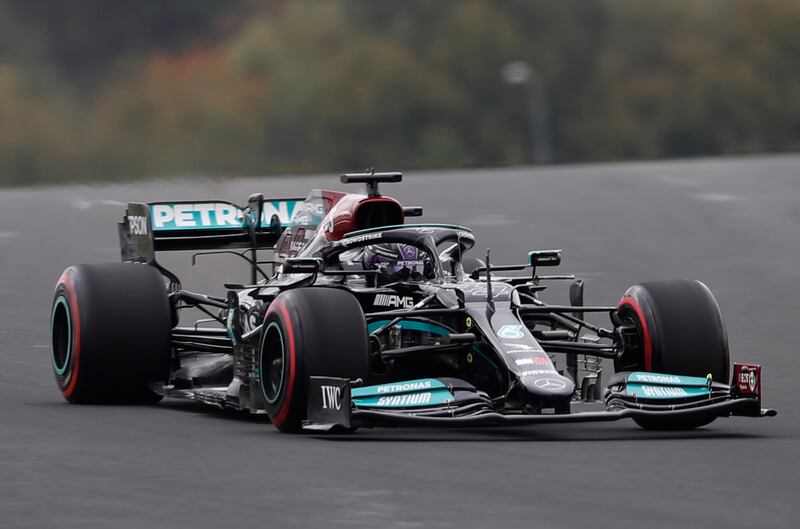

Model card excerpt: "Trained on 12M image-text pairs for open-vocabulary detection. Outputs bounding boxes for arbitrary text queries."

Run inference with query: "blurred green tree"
[0,0,799,185]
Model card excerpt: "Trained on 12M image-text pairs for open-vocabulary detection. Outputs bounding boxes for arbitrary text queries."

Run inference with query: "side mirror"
[569,279,584,318]
[402,206,423,217]
[528,249,562,267]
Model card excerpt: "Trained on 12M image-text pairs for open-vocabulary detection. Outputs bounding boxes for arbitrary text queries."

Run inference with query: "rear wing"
[119,198,302,263]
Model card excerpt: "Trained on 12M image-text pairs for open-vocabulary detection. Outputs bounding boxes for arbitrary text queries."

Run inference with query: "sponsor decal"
[149,200,299,231]
[320,385,342,410]
[497,325,525,340]
[378,393,431,406]
[373,294,414,308]
[370,245,399,259]
[641,386,687,398]
[350,378,453,407]
[743,371,756,392]
[262,200,299,226]
[376,380,432,394]
[626,383,711,399]
[392,260,424,268]
[346,232,384,244]
[128,215,149,235]
[298,200,325,217]
[627,372,710,387]
[503,343,543,354]
[307,377,352,429]
[733,364,760,396]
[414,227,435,234]
[630,373,682,384]
[534,378,567,390]
[519,369,558,377]
[353,389,454,408]
[514,356,551,366]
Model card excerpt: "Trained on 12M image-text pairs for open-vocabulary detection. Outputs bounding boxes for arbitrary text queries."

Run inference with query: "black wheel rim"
[51,295,72,376]
[260,322,285,404]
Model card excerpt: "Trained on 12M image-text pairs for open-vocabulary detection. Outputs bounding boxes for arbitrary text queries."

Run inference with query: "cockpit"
[276,224,477,286]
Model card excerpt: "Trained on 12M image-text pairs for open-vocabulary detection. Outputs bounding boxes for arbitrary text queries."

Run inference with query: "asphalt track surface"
[1,155,798,528]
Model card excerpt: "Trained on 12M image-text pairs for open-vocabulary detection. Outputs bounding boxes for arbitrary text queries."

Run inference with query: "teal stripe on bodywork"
[368,319,452,335]
[367,319,497,368]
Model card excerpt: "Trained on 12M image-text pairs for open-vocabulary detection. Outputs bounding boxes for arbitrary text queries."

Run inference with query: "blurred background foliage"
[0,0,798,185]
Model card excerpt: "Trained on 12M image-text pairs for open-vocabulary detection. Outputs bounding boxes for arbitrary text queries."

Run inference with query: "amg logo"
[320,385,342,410]
[374,294,414,308]
[128,215,149,236]
[377,393,432,406]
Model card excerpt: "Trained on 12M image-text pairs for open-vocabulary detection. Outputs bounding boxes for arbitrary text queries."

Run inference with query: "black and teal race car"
[50,172,775,432]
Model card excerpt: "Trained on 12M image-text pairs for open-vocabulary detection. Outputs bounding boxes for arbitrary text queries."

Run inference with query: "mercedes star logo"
[534,378,567,390]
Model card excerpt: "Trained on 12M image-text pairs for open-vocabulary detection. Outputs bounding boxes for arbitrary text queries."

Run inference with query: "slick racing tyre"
[616,279,730,430]
[51,263,171,404]
[259,287,369,433]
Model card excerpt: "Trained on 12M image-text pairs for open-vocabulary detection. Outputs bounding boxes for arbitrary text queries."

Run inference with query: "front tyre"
[51,263,171,404]
[616,279,730,430]
[259,288,369,433]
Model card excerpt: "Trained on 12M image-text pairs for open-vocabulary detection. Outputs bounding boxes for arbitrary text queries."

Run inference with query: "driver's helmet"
[362,243,430,286]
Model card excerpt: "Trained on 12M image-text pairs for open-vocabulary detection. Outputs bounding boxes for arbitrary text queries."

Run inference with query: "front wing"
[303,364,776,431]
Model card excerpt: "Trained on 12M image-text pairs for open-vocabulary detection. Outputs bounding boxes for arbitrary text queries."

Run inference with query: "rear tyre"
[259,287,369,433]
[616,279,729,430]
[51,263,171,404]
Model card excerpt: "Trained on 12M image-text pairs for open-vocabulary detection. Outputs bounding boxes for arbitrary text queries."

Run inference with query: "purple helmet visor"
[363,244,426,277]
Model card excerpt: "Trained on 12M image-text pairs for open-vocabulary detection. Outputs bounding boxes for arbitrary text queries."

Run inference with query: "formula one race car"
[49,172,776,432]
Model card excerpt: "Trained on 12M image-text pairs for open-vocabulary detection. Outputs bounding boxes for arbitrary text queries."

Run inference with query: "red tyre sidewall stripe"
[59,273,81,398]
[270,301,296,426]
[619,295,652,371]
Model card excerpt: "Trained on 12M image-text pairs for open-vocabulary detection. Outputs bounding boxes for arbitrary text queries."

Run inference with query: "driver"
[362,243,431,286]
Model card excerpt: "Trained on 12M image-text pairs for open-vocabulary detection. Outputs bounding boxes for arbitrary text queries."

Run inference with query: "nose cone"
[519,373,575,398]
